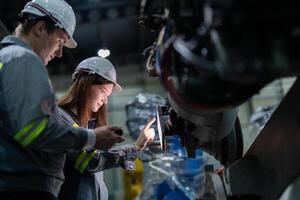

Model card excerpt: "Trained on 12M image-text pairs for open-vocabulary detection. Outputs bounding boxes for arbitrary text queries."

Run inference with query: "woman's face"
[88,83,114,112]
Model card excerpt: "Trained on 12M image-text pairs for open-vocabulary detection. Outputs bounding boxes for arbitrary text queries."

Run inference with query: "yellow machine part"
[123,159,143,200]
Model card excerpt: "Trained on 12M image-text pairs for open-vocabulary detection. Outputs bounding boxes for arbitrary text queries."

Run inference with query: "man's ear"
[33,21,47,37]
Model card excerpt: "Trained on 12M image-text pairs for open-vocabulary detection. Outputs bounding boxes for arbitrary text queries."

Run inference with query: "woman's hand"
[135,117,156,151]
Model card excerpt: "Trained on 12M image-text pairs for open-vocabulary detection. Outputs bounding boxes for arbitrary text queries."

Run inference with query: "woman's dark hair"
[59,71,112,128]
[18,13,58,35]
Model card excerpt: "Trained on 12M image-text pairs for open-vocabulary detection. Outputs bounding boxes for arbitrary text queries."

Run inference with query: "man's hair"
[17,13,58,35]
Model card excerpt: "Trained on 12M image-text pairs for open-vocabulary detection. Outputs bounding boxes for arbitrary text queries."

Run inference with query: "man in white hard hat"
[0,0,124,199]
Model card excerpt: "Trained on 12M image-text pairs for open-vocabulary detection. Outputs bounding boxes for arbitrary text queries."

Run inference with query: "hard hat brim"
[113,82,122,91]
[101,75,122,91]
[65,37,77,48]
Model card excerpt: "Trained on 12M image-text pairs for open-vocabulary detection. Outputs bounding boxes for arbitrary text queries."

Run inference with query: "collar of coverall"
[1,35,34,52]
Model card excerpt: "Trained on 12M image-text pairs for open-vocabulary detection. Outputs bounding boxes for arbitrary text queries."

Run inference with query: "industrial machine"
[126,93,222,200]
[139,0,300,199]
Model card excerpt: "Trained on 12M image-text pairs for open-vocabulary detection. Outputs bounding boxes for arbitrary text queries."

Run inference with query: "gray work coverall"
[0,36,89,197]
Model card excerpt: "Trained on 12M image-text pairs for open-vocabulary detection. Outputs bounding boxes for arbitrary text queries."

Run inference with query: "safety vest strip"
[0,62,3,71]
[19,117,49,147]
[74,150,88,171]
[14,121,35,141]
[78,150,97,173]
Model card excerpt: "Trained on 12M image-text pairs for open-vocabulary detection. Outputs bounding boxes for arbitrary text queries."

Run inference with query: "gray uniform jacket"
[0,36,89,197]
[58,107,137,200]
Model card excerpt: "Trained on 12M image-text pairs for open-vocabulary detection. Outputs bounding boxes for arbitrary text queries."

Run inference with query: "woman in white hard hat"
[57,57,155,200]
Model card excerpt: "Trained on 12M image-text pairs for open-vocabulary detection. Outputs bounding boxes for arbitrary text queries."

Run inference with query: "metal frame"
[225,77,300,199]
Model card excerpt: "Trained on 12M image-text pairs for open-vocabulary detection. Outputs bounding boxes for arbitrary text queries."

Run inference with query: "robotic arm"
[140,0,300,199]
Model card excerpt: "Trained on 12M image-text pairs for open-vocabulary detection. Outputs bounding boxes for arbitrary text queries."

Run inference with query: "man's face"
[38,28,68,65]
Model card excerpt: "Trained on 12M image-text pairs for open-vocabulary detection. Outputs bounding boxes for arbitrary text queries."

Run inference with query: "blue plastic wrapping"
[126,93,166,140]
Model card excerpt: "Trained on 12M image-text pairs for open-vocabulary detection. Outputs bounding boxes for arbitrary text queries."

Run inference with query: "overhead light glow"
[97,49,110,58]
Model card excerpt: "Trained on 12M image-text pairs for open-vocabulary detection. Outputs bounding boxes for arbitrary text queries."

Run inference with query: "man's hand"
[135,117,156,151]
[94,125,125,150]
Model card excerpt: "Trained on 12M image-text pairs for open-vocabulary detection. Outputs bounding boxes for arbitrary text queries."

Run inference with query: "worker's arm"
[69,118,157,174]
[1,52,89,152]
[66,144,137,174]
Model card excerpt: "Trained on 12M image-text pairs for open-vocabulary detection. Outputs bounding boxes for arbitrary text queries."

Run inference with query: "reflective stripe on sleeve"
[0,63,3,71]
[78,150,97,173]
[13,117,49,147]
[74,150,97,173]
[72,122,96,173]
[74,150,87,171]
[14,121,35,141]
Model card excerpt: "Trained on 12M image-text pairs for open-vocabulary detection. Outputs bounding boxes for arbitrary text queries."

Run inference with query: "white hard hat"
[21,0,77,48]
[72,57,122,91]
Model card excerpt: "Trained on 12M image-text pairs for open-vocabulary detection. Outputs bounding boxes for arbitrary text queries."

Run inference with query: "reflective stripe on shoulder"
[74,150,97,173]
[13,117,49,147]
[0,62,3,71]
